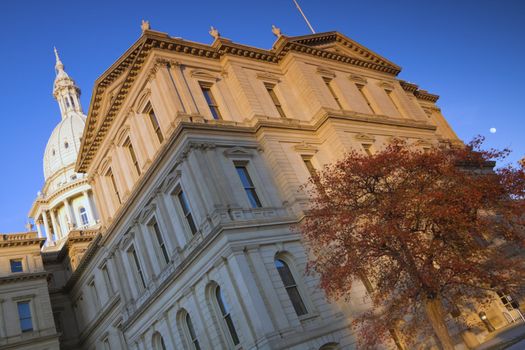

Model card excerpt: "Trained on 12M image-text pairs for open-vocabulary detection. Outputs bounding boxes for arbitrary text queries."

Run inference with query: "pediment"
[289,32,400,72]
[354,133,376,143]
[223,146,255,158]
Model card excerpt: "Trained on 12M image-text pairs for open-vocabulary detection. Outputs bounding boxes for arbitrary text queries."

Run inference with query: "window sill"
[298,312,319,323]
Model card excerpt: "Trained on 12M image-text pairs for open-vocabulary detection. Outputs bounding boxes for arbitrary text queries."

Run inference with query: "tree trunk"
[424,295,455,350]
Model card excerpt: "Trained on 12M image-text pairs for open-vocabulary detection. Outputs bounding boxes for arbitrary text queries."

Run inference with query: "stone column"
[42,212,51,241]
[50,210,60,240]
[35,220,43,238]
[64,199,76,229]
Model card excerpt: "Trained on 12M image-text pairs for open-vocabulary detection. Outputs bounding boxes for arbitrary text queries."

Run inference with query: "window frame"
[211,284,240,347]
[274,254,313,319]
[174,188,198,236]
[234,162,262,208]
[322,77,343,110]
[17,300,33,333]
[145,103,164,143]
[10,258,24,273]
[182,311,201,350]
[147,216,170,265]
[199,82,222,120]
[79,206,89,226]
[264,83,287,118]
[127,244,146,291]
[124,137,141,176]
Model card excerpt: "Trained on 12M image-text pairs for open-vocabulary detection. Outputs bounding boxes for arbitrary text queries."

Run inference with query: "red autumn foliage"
[300,137,525,349]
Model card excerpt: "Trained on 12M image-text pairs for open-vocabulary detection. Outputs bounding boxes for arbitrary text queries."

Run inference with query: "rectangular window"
[10,259,23,273]
[128,246,146,289]
[235,164,262,208]
[362,144,373,156]
[302,157,316,177]
[323,78,343,109]
[101,265,113,293]
[385,89,402,116]
[200,84,222,120]
[124,138,141,176]
[177,191,197,235]
[89,279,101,308]
[149,219,170,264]
[17,302,33,332]
[265,84,287,118]
[107,169,121,204]
[147,104,164,143]
[103,338,112,350]
[356,84,375,114]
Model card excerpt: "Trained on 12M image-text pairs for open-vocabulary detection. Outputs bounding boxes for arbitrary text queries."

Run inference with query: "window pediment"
[349,74,368,85]
[354,133,376,143]
[190,69,220,82]
[256,71,281,84]
[293,141,319,154]
[223,146,255,159]
[316,66,336,79]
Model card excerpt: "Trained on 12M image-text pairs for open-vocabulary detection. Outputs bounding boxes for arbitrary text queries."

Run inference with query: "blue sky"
[0,0,523,232]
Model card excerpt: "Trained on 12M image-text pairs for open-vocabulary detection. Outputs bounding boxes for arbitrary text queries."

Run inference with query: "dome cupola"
[43,49,86,182]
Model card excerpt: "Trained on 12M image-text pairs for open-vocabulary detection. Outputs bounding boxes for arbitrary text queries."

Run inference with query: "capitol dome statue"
[29,49,99,247]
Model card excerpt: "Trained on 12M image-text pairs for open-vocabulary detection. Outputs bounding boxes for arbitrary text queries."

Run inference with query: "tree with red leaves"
[300,138,525,349]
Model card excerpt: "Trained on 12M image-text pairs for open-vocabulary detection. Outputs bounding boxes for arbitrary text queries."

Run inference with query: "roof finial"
[272,25,282,38]
[141,20,150,33]
[209,26,220,40]
[54,46,64,72]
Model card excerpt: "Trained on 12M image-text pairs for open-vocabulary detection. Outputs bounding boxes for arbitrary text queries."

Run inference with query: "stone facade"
[0,25,520,350]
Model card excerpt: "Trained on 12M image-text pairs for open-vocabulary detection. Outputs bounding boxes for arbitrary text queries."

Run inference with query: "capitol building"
[0,23,513,350]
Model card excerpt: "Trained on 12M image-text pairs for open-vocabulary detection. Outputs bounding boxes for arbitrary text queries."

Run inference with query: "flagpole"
[292,0,316,34]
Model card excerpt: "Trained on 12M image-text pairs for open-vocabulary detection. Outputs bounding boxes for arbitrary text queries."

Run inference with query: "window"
[147,104,164,143]
[17,301,33,332]
[149,218,169,264]
[215,286,240,345]
[103,338,112,350]
[152,332,167,350]
[302,157,316,177]
[79,207,89,226]
[10,259,23,273]
[177,190,197,235]
[323,78,343,109]
[107,168,121,204]
[185,313,201,350]
[235,164,261,208]
[200,84,222,120]
[356,84,375,114]
[385,89,402,116]
[265,84,286,118]
[124,138,141,175]
[128,245,146,289]
[64,141,69,149]
[101,265,114,293]
[274,258,308,316]
[89,279,101,308]
[362,144,373,156]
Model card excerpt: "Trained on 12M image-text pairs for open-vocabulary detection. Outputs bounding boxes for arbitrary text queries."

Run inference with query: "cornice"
[399,80,440,102]
[414,89,439,103]
[76,31,405,172]
[0,232,44,248]
[0,271,48,285]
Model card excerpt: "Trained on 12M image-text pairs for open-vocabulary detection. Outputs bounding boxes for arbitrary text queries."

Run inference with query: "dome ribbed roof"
[43,113,85,180]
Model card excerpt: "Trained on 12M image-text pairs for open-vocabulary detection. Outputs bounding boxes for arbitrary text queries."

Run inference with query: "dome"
[43,112,86,180]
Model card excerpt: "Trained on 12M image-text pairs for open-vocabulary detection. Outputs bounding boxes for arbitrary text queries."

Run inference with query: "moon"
[489,127,497,134]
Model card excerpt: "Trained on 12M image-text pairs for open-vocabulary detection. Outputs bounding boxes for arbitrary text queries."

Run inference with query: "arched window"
[79,207,89,226]
[274,258,308,316]
[185,313,201,350]
[215,285,240,346]
[152,331,167,350]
